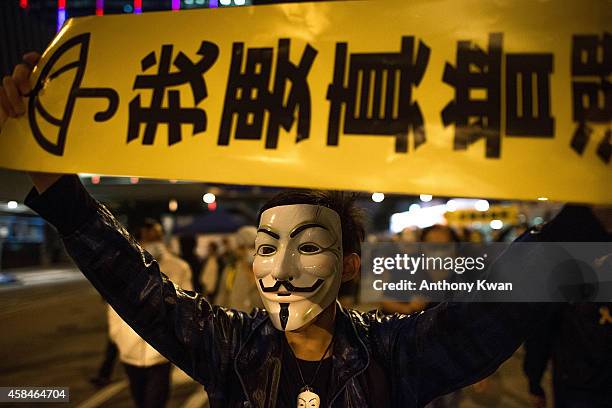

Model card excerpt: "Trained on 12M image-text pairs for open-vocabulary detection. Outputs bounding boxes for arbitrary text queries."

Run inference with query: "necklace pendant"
[297,386,320,408]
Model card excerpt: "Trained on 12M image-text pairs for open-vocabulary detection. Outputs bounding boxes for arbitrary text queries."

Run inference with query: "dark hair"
[420,224,461,243]
[257,190,366,256]
[133,217,162,240]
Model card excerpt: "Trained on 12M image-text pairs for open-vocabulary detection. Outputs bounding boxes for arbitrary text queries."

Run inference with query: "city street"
[0,267,208,407]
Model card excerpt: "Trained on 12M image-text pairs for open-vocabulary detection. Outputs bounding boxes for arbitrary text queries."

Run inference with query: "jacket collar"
[234,302,370,406]
[329,302,370,404]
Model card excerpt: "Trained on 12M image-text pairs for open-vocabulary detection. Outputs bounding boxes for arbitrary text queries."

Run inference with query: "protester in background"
[215,226,263,311]
[220,236,236,267]
[398,226,419,243]
[524,302,612,408]
[461,227,485,243]
[381,224,461,316]
[89,337,119,388]
[200,241,224,299]
[421,224,461,244]
[178,235,203,293]
[496,223,530,243]
[109,219,192,408]
[523,212,611,408]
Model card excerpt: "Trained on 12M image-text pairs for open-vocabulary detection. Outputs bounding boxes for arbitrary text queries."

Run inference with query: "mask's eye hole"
[298,243,322,254]
[257,244,277,256]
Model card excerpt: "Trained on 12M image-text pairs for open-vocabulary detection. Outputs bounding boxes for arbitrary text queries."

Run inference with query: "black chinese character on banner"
[127,41,219,146]
[327,37,430,153]
[442,33,554,158]
[442,33,503,158]
[218,39,317,149]
[506,54,554,137]
[570,33,611,164]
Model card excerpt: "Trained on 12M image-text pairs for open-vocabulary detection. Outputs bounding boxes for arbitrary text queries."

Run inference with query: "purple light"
[57,0,66,32]
[171,0,180,10]
[209,0,218,8]
[134,0,142,14]
[57,9,66,32]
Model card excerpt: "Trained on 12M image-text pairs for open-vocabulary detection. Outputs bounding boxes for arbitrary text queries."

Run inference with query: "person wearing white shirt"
[108,219,192,408]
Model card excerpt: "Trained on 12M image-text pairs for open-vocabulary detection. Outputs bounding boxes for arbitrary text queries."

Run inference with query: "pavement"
[0,266,551,407]
[0,266,208,408]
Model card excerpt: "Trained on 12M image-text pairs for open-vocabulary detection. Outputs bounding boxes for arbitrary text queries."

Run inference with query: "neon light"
[134,0,142,14]
[171,0,180,10]
[57,0,66,32]
[56,10,65,31]
[96,0,104,15]
[209,0,218,8]
[19,0,28,8]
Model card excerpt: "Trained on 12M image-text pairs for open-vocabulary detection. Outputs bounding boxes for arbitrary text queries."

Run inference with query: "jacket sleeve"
[25,175,253,387]
[410,300,537,404]
[384,206,607,406]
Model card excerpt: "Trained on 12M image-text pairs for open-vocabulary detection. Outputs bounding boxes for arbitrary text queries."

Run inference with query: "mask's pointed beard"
[279,303,290,330]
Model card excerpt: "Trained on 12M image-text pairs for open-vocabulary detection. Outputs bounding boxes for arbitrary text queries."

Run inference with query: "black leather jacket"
[25,176,595,408]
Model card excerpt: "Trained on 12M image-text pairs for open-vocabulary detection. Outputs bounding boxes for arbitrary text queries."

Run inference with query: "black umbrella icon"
[28,33,119,156]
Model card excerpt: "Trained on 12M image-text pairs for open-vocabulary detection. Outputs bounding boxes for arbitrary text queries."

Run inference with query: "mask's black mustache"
[259,278,324,293]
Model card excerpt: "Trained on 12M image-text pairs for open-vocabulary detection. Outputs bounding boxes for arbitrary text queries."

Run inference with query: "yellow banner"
[0,0,610,203]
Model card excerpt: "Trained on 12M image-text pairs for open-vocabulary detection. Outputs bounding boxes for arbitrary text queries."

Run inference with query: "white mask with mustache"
[254,204,343,331]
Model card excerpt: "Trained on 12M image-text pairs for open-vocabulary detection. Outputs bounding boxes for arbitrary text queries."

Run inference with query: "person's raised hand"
[0,52,64,193]
[0,52,41,130]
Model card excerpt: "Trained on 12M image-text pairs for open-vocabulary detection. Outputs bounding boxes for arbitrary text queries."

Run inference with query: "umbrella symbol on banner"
[28,33,119,156]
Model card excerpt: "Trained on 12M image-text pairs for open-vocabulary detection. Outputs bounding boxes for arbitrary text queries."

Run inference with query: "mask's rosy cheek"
[253,256,273,278]
[300,253,338,278]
